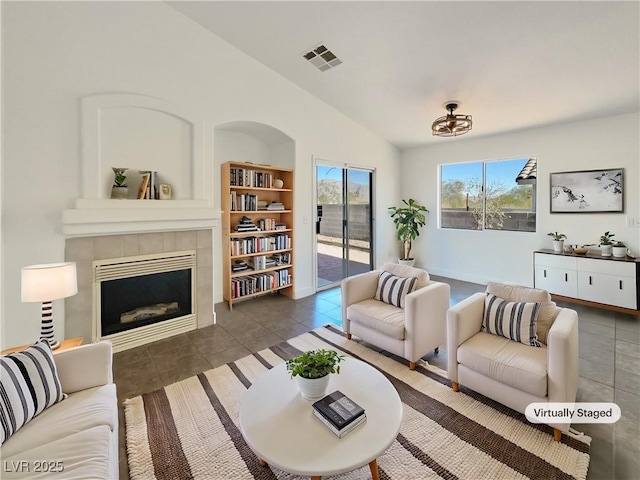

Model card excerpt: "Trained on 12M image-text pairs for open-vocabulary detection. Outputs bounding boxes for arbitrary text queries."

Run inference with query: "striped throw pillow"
[483,293,542,347]
[0,340,66,444]
[375,271,418,308]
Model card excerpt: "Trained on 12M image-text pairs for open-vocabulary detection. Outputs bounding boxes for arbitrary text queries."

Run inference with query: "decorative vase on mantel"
[110,167,128,199]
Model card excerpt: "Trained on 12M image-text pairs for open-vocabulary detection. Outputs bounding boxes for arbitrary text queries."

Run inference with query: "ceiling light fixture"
[432,102,473,137]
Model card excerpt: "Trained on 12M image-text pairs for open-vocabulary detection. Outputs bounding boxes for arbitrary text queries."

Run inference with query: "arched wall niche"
[63,93,219,236]
[80,93,212,201]
[213,121,295,170]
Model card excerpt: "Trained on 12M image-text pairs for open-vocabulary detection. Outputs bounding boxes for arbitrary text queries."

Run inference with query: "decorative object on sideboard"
[273,178,284,189]
[110,167,128,199]
[547,231,567,253]
[612,241,627,258]
[573,246,588,255]
[159,184,172,200]
[21,262,78,349]
[286,349,345,400]
[389,198,428,267]
[563,243,575,254]
[599,231,615,257]
[550,168,624,213]
[431,101,473,137]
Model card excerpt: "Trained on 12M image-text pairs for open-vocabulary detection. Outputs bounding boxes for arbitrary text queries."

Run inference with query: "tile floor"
[114,276,640,480]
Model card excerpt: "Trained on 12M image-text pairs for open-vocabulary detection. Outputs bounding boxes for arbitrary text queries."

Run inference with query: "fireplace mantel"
[63,199,221,236]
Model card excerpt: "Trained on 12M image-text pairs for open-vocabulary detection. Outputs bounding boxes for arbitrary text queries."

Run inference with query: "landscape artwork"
[550,168,624,213]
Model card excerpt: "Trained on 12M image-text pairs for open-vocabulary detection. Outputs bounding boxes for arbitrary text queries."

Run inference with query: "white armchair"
[447,282,579,441]
[342,263,450,370]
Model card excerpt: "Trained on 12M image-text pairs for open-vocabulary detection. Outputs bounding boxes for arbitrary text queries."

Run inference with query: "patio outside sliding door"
[316,164,373,290]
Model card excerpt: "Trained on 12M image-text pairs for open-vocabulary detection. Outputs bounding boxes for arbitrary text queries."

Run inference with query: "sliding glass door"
[315,163,373,289]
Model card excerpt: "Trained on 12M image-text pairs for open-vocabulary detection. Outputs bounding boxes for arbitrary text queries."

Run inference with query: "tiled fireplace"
[65,230,214,352]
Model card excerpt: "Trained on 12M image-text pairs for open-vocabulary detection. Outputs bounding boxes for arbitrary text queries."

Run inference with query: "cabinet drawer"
[577,257,636,276]
[535,265,578,298]
[534,253,577,270]
[577,271,637,310]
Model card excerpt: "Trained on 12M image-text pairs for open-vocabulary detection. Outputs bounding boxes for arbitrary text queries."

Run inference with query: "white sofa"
[447,283,579,441]
[342,263,450,370]
[1,341,118,478]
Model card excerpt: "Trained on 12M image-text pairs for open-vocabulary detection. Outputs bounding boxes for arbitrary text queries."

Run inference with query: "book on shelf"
[312,390,366,433]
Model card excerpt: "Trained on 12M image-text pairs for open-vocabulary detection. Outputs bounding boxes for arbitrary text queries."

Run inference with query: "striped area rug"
[124,325,591,480]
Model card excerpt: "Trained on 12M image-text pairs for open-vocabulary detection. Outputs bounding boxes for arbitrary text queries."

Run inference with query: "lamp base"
[39,300,60,350]
[41,338,61,350]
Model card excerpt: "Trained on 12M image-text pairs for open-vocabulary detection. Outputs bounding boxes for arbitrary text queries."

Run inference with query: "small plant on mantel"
[286,349,345,379]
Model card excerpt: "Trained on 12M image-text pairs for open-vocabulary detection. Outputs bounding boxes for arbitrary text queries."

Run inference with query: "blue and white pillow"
[375,271,418,308]
[483,293,542,347]
[0,340,66,444]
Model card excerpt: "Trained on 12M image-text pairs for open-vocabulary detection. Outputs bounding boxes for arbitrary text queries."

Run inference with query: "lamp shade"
[21,262,78,302]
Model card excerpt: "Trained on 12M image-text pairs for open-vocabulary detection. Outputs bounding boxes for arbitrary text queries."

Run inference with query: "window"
[440,158,536,232]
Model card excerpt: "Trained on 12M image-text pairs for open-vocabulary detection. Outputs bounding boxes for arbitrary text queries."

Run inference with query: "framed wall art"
[550,168,624,213]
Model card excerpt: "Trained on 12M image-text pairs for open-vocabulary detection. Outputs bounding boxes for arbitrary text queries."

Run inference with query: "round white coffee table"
[239,357,402,480]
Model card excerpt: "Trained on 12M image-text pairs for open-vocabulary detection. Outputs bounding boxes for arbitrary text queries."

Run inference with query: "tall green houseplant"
[389,198,429,261]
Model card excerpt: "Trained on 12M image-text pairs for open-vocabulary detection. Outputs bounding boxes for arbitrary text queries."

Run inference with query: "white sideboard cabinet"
[534,250,639,313]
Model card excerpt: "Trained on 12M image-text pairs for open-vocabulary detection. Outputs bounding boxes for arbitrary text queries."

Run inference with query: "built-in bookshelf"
[221,161,294,309]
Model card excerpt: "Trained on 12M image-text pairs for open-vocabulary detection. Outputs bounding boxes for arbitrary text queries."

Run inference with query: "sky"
[441,158,528,186]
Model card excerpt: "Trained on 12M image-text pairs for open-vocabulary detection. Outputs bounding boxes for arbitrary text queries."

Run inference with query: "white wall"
[1,1,400,348]
[401,112,640,286]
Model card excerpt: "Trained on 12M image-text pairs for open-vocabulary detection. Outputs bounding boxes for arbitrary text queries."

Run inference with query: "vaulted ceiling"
[169,1,640,149]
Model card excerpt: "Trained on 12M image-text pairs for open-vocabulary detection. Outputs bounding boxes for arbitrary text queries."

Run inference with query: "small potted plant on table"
[389,198,428,267]
[286,349,345,400]
[547,232,567,253]
[600,231,615,257]
[612,241,627,258]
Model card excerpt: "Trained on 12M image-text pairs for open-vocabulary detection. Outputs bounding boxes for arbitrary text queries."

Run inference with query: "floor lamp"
[21,262,78,350]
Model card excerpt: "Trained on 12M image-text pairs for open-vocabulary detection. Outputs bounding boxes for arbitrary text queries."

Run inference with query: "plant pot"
[398,258,416,267]
[295,374,330,400]
[552,240,564,253]
[612,246,627,258]
[111,185,128,200]
[601,245,613,257]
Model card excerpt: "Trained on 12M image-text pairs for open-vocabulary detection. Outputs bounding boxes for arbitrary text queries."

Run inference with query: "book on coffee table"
[312,390,366,434]
[312,408,367,438]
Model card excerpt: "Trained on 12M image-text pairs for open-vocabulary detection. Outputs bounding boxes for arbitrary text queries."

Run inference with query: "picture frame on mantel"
[550,168,624,213]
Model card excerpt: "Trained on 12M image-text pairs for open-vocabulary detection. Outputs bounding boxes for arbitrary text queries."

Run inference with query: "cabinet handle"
[543,269,547,278]
[565,273,568,282]
[619,280,623,290]
[589,276,592,285]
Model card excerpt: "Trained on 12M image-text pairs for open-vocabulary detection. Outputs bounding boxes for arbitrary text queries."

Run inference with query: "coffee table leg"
[258,458,267,467]
[311,476,321,480]
[369,458,380,480]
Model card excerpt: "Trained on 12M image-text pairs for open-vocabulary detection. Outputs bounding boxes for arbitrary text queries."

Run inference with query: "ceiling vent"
[302,44,342,72]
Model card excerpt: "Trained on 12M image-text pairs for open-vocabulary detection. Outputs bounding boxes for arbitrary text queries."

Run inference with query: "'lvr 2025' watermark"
[3,460,64,473]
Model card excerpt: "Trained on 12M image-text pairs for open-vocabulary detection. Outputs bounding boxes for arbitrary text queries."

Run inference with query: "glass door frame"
[313,157,375,292]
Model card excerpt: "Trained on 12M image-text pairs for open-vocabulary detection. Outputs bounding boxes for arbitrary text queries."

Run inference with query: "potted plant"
[547,232,567,253]
[286,349,345,400]
[389,198,428,267]
[110,167,128,199]
[612,241,627,258]
[599,231,615,257]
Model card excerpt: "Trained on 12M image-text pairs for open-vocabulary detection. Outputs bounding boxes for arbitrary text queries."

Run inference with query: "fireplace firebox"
[94,250,197,352]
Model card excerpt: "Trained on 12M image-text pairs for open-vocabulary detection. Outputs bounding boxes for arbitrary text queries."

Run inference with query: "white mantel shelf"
[63,199,221,237]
